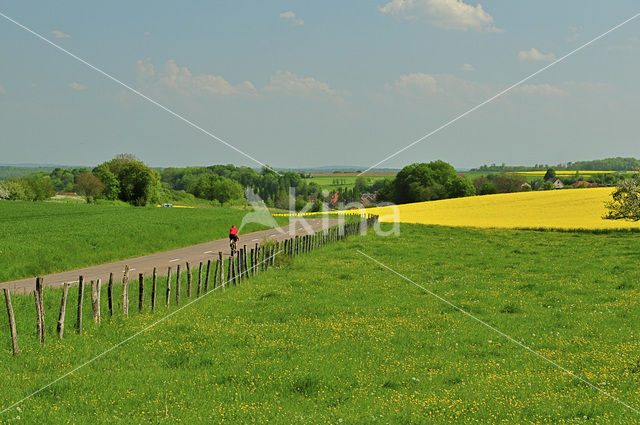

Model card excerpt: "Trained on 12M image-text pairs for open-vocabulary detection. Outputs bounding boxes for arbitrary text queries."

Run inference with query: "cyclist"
[229,225,239,254]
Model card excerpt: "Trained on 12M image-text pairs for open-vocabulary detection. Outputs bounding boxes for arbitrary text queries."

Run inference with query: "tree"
[604,179,640,221]
[544,168,556,181]
[25,177,55,201]
[74,173,104,203]
[383,161,475,204]
[93,165,120,200]
[96,156,157,206]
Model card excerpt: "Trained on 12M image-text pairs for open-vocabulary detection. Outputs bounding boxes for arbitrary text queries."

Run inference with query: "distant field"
[307,173,393,191]
[1,225,639,423]
[0,202,287,283]
[368,187,640,230]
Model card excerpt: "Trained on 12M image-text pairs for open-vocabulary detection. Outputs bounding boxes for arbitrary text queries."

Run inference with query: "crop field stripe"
[358,11,640,175]
[357,249,640,415]
[0,250,283,416]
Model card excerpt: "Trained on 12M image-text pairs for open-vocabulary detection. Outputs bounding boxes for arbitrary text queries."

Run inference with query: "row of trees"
[473,157,640,173]
[161,165,324,208]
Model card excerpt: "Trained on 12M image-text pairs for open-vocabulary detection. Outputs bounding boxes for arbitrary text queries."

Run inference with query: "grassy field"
[367,187,640,230]
[1,224,639,424]
[0,201,287,283]
[307,174,392,191]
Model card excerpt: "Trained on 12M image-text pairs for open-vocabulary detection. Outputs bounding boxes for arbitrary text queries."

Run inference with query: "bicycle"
[230,238,238,256]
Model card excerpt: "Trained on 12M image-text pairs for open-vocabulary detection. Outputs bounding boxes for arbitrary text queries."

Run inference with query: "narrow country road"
[1,218,340,294]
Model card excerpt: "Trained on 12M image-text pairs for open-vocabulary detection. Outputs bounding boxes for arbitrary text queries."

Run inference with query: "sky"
[0,1,639,170]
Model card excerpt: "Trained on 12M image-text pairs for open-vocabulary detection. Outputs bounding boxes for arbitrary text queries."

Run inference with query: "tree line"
[472,157,640,172]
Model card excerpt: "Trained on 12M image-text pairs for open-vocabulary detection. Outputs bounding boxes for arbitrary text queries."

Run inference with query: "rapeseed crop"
[368,187,640,230]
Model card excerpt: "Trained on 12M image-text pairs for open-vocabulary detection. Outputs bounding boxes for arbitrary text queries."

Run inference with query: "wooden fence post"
[138,273,144,312]
[122,265,130,318]
[4,289,19,355]
[197,262,203,297]
[218,252,225,291]
[176,264,181,305]
[151,267,157,311]
[226,257,232,287]
[91,279,101,324]
[108,272,114,317]
[76,276,84,334]
[57,283,70,339]
[166,267,172,307]
[213,260,219,289]
[34,277,44,344]
[204,260,211,293]
[186,262,192,298]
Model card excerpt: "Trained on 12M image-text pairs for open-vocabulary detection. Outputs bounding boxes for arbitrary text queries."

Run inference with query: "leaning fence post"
[76,276,84,334]
[91,279,101,324]
[166,267,172,307]
[122,265,130,318]
[4,289,19,355]
[57,283,70,339]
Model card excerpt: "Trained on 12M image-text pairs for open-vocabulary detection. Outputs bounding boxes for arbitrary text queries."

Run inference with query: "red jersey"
[229,226,238,236]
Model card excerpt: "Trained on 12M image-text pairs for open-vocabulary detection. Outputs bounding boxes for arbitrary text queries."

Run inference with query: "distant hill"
[0,166,57,180]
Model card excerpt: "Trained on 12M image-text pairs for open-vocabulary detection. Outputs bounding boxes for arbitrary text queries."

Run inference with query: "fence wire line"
[0,250,282,415]
[357,249,640,415]
[0,11,280,176]
[358,11,640,175]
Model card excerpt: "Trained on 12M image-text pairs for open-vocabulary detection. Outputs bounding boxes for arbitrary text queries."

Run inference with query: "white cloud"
[518,48,556,62]
[280,10,304,26]
[460,63,475,72]
[264,70,339,100]
[388,73,567,103]
[390,73,441,96]
[69,82,86,90]
[52,30,70,39]
[512,83,566,97]
[136,59,256,97]
[380,0,501,33]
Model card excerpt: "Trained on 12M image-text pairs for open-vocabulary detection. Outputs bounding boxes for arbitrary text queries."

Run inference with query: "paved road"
[0,218,340,294]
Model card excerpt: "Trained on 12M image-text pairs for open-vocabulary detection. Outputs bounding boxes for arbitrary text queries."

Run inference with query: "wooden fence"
[1,215,378,356]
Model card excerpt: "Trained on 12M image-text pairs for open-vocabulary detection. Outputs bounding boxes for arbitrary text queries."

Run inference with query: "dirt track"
[0,218,339,294]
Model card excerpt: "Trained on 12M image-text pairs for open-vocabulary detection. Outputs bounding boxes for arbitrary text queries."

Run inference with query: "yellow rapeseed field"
[367,187,640,230]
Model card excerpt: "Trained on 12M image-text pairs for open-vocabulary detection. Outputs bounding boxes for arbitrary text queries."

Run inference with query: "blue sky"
[1,1,639,169]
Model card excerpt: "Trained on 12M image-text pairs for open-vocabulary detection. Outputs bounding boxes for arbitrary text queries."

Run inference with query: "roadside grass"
[0,201,287,283]
[0,224,639,424]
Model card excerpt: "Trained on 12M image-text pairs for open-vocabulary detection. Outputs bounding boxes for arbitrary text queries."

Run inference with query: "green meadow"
[1,224,639,424]
[307,174,392,191]
[0,202,287,283]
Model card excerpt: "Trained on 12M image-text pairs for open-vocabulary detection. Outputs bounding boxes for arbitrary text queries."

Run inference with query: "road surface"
[0,218,340,294]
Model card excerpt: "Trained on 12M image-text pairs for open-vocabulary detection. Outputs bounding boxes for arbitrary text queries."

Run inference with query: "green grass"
[1,224,639,423]
[0,201,287,282]
[307,174,391,191]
